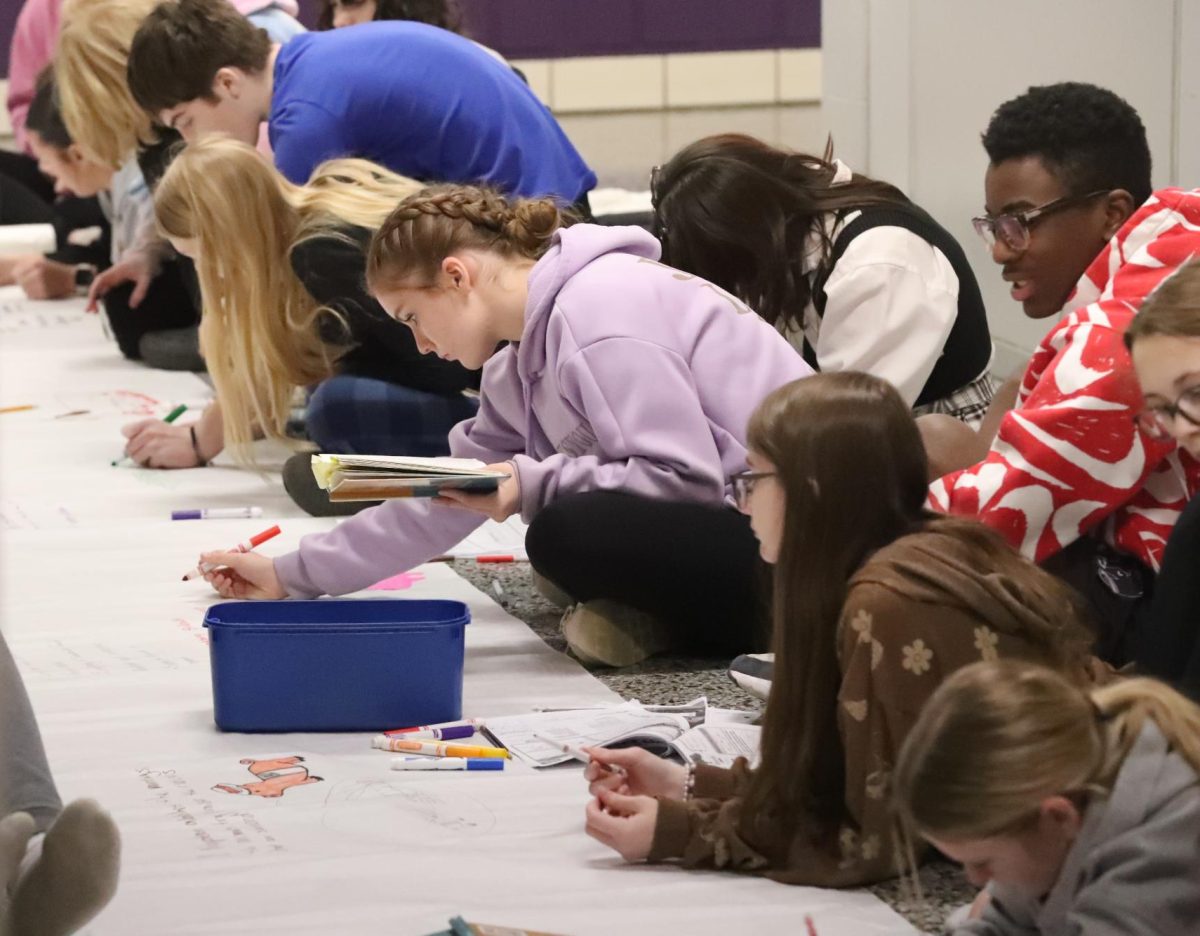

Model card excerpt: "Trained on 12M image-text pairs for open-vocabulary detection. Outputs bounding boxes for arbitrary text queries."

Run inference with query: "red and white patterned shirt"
[931,188,1200,570]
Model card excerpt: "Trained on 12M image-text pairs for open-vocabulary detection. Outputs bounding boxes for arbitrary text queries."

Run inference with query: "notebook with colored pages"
[311,454,509,501]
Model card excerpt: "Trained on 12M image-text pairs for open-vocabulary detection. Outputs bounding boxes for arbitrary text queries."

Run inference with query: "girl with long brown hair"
[893,660,1200,934]
[652,134,997,425]
[582,372,1098,887]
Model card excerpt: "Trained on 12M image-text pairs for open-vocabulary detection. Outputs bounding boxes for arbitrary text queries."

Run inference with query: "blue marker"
[390,757,503,771]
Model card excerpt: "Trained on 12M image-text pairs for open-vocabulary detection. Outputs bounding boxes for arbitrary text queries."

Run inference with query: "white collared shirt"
[782,160,965,407]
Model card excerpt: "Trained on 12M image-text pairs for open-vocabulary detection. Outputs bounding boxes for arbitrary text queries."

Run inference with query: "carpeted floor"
[454,560,975,934]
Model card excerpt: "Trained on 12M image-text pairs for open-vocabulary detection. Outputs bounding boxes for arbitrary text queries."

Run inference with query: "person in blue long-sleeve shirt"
[126,0,596,206]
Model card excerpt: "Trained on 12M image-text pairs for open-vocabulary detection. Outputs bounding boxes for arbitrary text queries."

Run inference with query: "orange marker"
[182,525,281,581]
[372,737,509,759]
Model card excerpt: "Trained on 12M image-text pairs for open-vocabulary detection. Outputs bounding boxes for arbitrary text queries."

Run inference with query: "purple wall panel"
[2,0,820,94]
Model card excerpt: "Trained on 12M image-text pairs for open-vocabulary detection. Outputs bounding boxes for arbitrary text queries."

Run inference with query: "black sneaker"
[728,653,774,700]
[281,451,379,517]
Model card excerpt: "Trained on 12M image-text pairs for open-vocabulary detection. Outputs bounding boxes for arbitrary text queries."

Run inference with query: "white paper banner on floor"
[1,290,918,935]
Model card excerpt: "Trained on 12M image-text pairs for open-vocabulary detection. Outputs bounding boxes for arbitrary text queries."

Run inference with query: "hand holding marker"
[532,733,623,775]
[113,403,187,466]
[182,525,281,581]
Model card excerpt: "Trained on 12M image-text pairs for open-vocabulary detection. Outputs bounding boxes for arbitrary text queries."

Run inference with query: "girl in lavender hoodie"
[200,185,812,665]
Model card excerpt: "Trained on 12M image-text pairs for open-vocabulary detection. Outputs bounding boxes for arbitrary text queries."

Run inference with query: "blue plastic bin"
[204,599,469,732]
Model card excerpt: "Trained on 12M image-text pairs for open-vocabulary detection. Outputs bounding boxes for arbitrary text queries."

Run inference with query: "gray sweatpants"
[0,631,62,832]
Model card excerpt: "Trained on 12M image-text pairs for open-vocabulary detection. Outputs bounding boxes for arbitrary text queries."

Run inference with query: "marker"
[383,718,485,738]
[0,405,36,414]
[381,723,482,741]
[476,555,517,563]
[372,738,508,759]
[181,524,281,581]
[171,507,264,521]
[805,916,818,936]
[390,757,503,772]
[113,403,187,466]
[531,733,621,774]
[53,409,90,419]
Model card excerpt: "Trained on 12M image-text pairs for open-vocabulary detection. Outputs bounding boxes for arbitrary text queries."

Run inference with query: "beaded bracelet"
[190,425,208,467]
[683,762,698,801]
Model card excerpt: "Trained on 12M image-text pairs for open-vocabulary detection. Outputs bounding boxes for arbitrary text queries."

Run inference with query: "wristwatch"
[73,263,98,295]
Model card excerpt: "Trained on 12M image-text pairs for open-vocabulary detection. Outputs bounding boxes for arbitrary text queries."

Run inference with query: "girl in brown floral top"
[582,372,1098,886]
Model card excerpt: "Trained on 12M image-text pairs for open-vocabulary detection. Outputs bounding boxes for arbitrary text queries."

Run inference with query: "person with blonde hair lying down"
[121,136,476,474]
[893,660,1200,935]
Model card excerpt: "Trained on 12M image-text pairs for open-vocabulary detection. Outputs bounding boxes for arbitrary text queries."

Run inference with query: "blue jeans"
[305,375,478,456]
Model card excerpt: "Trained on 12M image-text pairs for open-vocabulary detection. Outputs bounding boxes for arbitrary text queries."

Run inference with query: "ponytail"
[893,661,1200,848]
[366,184,562,292]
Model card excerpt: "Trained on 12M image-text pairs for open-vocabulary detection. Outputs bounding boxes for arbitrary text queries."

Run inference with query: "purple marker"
[172,507,264,521]
[381,719,482,741]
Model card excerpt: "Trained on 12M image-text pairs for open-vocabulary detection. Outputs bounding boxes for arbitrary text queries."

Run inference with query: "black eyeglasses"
[972,190,1109,252]
[730,470,776,509]
[1133,385,1200,441]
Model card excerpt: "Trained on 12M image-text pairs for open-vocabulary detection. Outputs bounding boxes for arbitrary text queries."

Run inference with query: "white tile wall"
[666,50,777,107]
[512,49,822,114]
[554,54,665,111]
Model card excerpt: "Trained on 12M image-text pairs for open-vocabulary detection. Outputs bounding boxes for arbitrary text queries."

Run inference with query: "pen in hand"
[182,525,281,581]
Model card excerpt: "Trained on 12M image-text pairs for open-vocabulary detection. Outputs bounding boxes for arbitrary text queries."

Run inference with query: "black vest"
[807,204,992,406]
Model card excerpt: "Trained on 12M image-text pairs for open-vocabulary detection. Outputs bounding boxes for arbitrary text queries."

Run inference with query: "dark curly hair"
[982,82,1152,206]
[317,0,463,32]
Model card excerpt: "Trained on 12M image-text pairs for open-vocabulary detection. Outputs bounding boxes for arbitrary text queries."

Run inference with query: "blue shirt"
[268,23,596,202]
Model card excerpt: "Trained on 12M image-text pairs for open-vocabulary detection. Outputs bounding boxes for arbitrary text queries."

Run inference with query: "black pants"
[1136,495,1200,700]
[0,155,111,268]
[525,491,771,656]
[102,260,200,361]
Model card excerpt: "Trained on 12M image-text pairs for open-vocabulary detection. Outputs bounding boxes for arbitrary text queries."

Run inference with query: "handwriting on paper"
[138,767,288,857]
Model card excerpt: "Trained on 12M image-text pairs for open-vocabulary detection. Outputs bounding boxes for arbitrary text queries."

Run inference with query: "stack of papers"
[311,454,509,501]
[483,700,761,769]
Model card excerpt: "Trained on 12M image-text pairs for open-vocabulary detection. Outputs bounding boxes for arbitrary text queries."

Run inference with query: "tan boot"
[530,569,573,609]
[560,600,674,667]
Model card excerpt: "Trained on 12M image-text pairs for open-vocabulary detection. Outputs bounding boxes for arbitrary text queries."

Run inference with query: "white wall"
[822,0,1190,376]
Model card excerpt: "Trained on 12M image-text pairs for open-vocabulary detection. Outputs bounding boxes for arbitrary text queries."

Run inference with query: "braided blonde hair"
[365,185,562,292]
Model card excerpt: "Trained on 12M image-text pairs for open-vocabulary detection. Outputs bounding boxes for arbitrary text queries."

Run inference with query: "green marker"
[112,403,188,466]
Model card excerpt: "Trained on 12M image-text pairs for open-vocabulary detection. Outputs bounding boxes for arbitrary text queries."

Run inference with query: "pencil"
[0,405,36,414]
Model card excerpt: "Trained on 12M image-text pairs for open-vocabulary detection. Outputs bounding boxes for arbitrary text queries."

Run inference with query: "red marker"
[182,524,281,581]
[476,555,516,563]
[805,916,818,936]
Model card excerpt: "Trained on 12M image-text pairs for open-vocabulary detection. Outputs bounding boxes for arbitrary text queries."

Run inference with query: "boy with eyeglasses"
[926,82,1200,665]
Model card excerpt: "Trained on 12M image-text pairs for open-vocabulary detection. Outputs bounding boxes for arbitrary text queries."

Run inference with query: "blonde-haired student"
[1124,259,1200,699]
[54,0,301,171]
[582,373,1099,886]
[893,660,1200,935]
[200,184,811,664]
[122,136,476,469]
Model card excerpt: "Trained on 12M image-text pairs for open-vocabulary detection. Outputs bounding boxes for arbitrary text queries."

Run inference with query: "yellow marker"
[0,405,36,414]
[372,737,509,759]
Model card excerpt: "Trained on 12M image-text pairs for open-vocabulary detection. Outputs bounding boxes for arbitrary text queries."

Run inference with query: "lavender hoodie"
[274,225,812,597]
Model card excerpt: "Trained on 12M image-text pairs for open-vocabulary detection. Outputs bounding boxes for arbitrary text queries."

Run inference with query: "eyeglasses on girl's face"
[1133,385,1200,441]
[972,190,1109,253]
[730,470,776,510]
